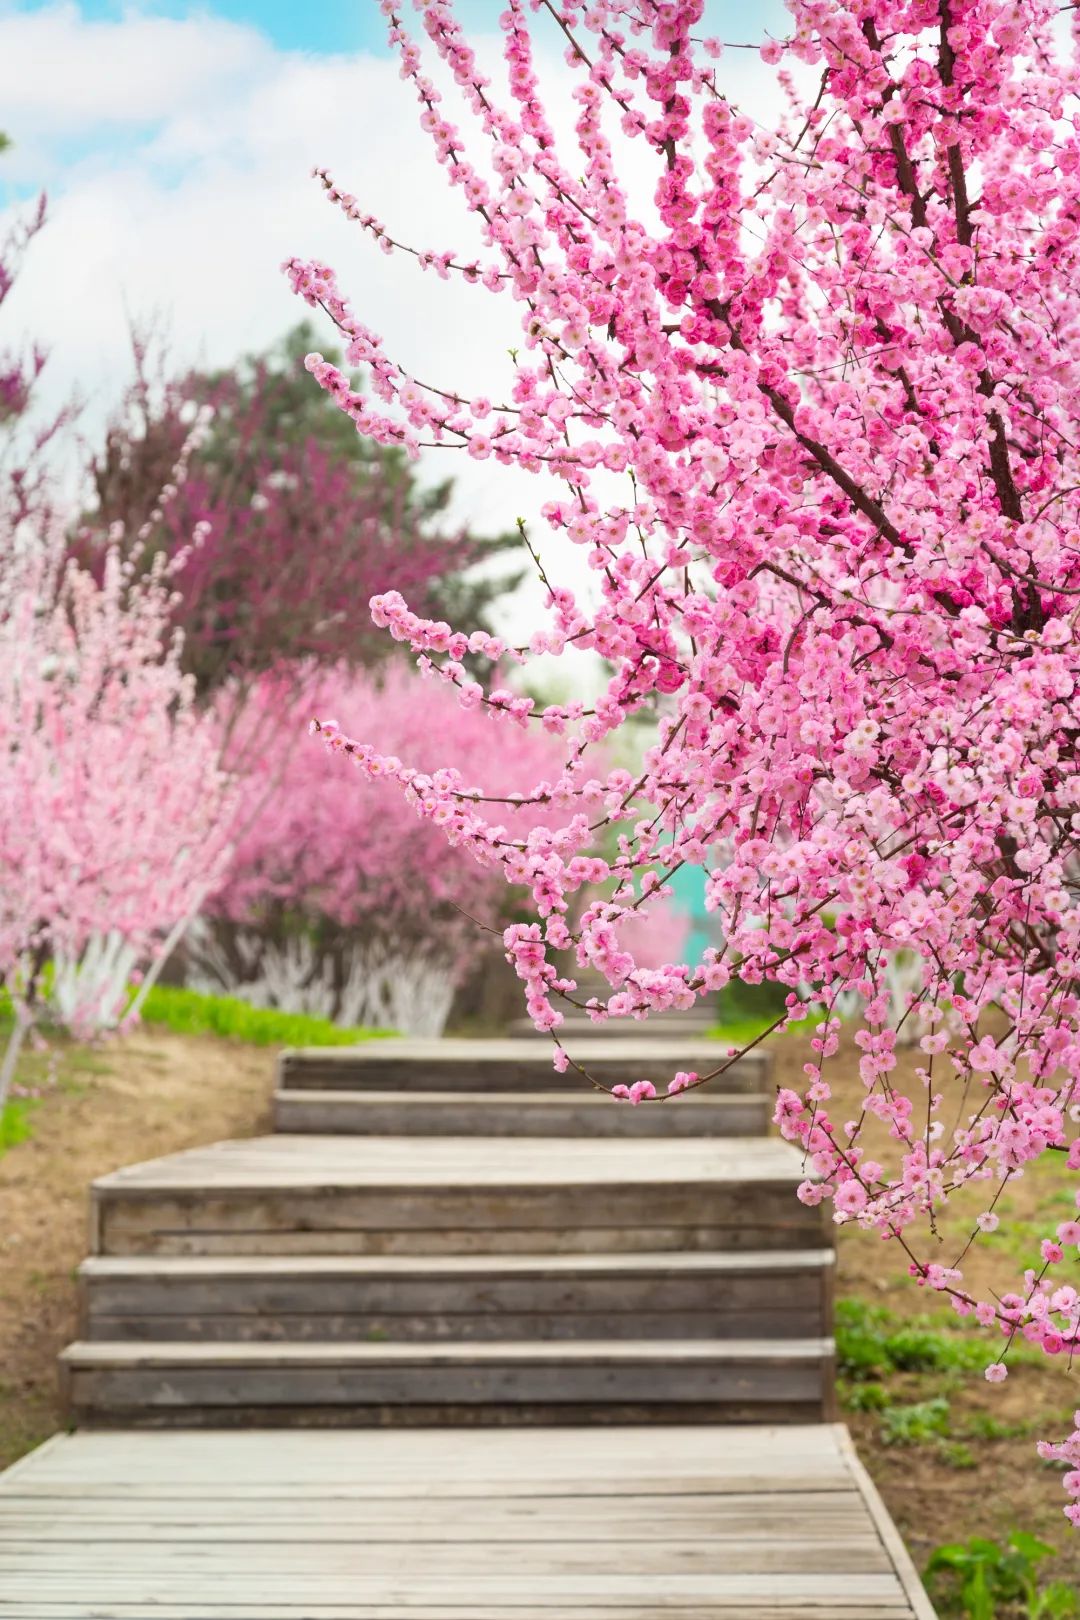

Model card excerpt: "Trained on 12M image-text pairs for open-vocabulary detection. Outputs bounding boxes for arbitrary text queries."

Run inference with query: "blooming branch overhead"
[288,0,1080,1515]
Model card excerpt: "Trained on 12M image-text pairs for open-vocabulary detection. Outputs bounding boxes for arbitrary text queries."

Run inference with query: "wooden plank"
[78,1250,834,1279]
[0,1581,913,1607]
[272,1089,770,1137]
[0,1609,915,1619]
[61,1337,834,1366]
[62,1337,833,1423]
[95,1221,815,1259]
[91,1134,799,1189]
[0,1423,850,1480]
[0,1491,871,1534]
[0,1530,892,1566]
[278,1038,769,1095]
[78,1247,831,1342]
[96,1193,822,1259]
[82,1308,824,1344]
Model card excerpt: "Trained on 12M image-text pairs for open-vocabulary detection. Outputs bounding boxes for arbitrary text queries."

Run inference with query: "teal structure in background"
[666,862,715,967]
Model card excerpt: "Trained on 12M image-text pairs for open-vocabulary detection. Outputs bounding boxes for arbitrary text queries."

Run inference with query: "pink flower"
[627,1080,657,1106]
[833,1180,868,1217]
[667,1070,696,1095]
[985,1363,1009,1384]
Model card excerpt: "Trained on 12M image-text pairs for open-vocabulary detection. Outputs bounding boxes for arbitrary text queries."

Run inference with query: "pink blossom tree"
[0,157,236,1086]
[0,532,236,1102]
[198,660,566,1035]
[285,0,1080,1516]
[83,327,522,711]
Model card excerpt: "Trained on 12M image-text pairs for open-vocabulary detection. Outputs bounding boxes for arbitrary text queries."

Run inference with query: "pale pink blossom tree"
[284,0,1080,1515]
[0,158,235,1092]
[0,533,237,1103]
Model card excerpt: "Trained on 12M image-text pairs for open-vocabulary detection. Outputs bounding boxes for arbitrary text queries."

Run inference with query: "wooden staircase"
[61,1037,835,1428]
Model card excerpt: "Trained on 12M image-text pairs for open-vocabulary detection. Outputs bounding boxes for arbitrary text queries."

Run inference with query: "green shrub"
[137,985,391,1047]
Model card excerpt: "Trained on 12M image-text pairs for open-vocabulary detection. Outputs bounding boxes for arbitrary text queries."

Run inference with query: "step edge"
[77,1248,836,1280]
[273,1089,769,1106]
[61,1335,837,1367]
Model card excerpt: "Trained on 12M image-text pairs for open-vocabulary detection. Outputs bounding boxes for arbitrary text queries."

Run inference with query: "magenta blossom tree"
[84,327,521,711]
[287,1,1080,1515]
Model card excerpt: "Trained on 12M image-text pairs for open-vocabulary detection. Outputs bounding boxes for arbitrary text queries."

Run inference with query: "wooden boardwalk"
[0,1424,935,1618]
[0,1036,935,1614]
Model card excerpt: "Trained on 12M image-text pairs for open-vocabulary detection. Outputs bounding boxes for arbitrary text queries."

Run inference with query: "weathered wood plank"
[0,1608,917,1619]
[79,1247,832,1342]
[273,1089,771,1136]
[62,1336,835,1425]
[0,1581,919,1607]
[91,1134,798,1188]
[95,1221,817,1259]
[278,1038,768,1094]
[0,1492,871,1535]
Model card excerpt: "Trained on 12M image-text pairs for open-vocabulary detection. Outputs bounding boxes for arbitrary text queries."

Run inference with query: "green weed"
[840,1380,890,1412]
[925,1529,1079,1619]
[836,1298,989,1383]
[937,1440,977,1471]
[963,1411,1042,1444]
[879,1395,952,1446]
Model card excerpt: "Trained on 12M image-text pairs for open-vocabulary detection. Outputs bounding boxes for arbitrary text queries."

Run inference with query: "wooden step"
[279,1038,767,1094]
[272,1088,770,1136]
[61,1337,836,1426]
[89,1136,823,1258]
[79,1248,834,1343]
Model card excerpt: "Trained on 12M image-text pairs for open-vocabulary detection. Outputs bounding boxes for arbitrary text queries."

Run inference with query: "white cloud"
[0,3,274,133]
[0,4,792,635]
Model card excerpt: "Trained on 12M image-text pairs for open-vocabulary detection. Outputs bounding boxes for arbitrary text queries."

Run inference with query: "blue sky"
[10,0,429,53]
[9,0,787,59]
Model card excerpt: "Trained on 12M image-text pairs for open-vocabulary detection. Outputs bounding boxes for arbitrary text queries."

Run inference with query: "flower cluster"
[290,0,1080,1513]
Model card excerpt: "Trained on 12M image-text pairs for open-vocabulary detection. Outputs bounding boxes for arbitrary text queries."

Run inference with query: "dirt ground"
[1,1024,1078,1591]
[0,1030,272,1466]
[769,1031,1080,1587]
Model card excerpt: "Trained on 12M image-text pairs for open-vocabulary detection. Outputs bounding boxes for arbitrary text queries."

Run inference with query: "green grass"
[137,985,391,1047]
[708,1015,788,1047]
[0,1099,36,1154]
[836,1298,991,1383]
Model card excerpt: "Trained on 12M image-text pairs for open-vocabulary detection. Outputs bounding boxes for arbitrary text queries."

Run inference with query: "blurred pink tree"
[197,660,565,1035]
